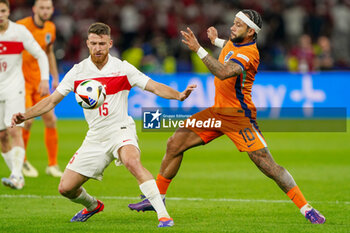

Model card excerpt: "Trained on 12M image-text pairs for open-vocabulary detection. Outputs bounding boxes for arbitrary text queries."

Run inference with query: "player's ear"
[86,39,89,47]
[247,28,255,37]
[109,39,113,48]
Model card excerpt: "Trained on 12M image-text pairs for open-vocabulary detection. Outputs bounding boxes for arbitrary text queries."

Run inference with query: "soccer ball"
[75,79,106,109]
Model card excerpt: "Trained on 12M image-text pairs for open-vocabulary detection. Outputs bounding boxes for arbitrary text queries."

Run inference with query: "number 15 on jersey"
[99,102,108,116]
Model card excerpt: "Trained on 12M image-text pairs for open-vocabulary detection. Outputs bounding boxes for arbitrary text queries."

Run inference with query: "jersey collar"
[89,54,112,72]
[31,16,45,29]
[233,41,256,47]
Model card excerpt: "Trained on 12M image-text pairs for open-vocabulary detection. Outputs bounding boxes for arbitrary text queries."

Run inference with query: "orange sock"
[287,185,307,209]
[156,174,172,195]
[45,127,58,166]
[22,128,30,161]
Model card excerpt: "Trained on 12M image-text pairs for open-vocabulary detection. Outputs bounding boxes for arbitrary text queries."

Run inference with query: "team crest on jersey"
[45,33,52,45]
[224,51,234,63]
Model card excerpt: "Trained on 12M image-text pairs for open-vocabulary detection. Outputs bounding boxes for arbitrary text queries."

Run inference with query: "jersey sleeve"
[122,60,150,90]
[56,65,77,96]
[229,48,255,71]
[19,25,50,80]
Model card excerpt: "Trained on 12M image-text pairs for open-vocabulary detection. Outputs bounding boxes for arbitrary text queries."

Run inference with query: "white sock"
[10,146,25,178]
[300,203,312,216]
[1,150,13,172]
[71,187,98,211]
[139,179,170,219]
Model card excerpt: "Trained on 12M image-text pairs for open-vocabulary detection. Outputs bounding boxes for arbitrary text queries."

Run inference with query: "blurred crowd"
[9,0,350,73]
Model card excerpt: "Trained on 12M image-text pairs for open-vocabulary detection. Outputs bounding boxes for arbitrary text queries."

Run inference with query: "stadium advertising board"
[56,72,350,129]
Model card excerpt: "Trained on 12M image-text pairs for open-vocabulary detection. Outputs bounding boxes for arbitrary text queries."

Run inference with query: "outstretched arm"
[145,79,196,101]
[181,27,242,80]
[12,90,64,126]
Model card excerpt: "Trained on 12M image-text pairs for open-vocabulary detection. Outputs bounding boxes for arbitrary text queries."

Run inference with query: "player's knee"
[123,157,142,171]
[43,115,57,128]
[58,183,75,198]
[166,136,181,155]
[8,127,22,140]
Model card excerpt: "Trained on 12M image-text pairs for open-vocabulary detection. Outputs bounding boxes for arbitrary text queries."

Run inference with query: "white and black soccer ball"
[75,79,106,109]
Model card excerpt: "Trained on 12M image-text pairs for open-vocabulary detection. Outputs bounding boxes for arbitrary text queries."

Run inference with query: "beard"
[230,34,245,43]
[91,52,108,64]
[39,14,49,23]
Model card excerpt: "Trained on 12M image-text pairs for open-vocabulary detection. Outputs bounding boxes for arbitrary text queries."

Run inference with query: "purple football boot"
[158,217,174,227]
[128,195,165,212]
[305,208,326,224]
[70,200,104,222]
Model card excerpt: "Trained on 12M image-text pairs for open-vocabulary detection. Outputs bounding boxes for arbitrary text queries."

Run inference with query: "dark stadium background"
[9,0,350,73]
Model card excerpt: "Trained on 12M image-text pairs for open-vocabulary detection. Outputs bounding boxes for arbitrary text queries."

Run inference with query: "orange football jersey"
[213,40,259,120]
[17,17,56,87]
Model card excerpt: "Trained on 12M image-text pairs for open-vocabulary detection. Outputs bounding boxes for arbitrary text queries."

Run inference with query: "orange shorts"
[186,107,267,152]
[25,83,49,108]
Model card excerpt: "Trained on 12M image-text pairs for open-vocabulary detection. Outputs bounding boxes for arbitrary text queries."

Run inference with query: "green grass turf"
[0,119,349,233]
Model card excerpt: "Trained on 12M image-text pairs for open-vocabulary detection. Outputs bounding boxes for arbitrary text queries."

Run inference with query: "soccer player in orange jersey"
[129,9,326,224]
[17,0,62,177]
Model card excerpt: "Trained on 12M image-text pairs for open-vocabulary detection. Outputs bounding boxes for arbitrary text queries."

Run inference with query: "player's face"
[33,0,54,22]
[87,33,113,65]
[0,3,9,28]
[230,17,250,43]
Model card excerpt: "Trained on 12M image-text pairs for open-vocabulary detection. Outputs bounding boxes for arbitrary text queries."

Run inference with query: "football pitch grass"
[0,120,349,233]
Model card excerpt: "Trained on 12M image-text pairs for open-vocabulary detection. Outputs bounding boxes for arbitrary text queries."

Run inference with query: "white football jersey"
[56,54,150,140]
[0,21,49,100]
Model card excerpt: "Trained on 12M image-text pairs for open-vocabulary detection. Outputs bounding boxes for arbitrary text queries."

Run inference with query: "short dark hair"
[241,9,263,41]
[0,0,9,8]
[88,22,111,37]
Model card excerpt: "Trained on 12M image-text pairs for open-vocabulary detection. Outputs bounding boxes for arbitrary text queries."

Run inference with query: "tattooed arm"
[181,27,242,80]
[202,56,242,80]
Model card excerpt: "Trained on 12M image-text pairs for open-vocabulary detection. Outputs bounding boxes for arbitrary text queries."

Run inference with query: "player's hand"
[38,80,50,97]
[11,112,26,127]
[178,84,197,101]
[51,78,59,91]
[181,27,201,52]
[207,26,218,45]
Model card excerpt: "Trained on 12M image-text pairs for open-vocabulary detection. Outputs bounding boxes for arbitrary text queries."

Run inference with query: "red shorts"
[186,107,267,152]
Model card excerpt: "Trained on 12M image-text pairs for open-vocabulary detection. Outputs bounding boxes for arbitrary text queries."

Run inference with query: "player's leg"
[1,126,25,189]
[0,129,12,171]
[119,144,174,227]
[22,118,39,177]
[128,128,206,212]
[129,108,221,212]
[41,109,62,177]
[226,117,325,224]
[248,147,325,224]
[59,168,104,222]
[0,102,13,172]
[158,128,205,189]
[22,87,39,177]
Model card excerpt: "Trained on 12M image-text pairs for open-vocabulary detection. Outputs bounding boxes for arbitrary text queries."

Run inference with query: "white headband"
[236,11,261,34]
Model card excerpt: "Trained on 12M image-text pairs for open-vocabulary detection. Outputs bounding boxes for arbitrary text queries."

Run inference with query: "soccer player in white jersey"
[0,0,49,190]
[12,22,196,227]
